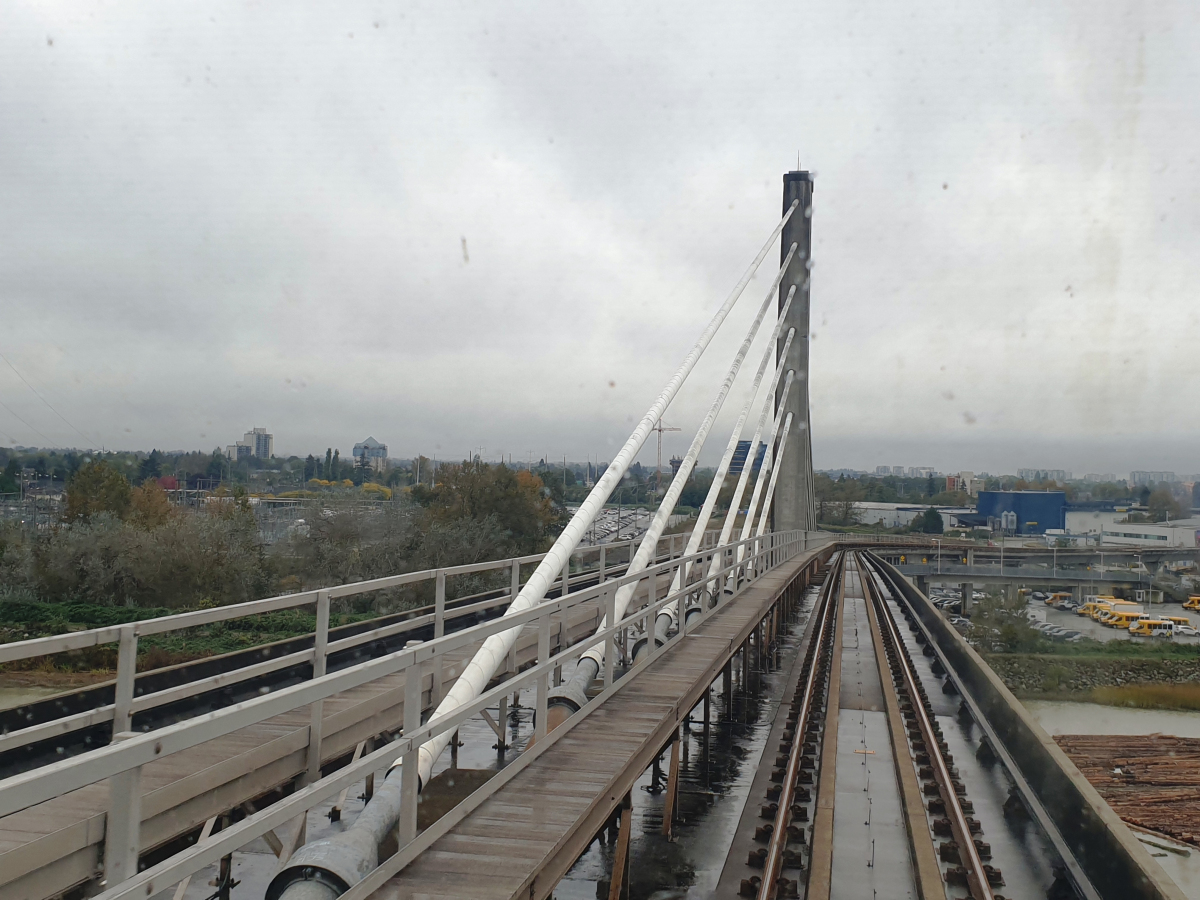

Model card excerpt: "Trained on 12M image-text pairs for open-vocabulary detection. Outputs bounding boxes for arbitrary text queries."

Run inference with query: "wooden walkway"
[372,548,827,900]
[0,605,607,900]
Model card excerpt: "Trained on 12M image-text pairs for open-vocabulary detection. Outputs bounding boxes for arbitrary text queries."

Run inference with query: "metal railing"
[0,531,720,759]
[0,529,826,899]
[0,528,825,900]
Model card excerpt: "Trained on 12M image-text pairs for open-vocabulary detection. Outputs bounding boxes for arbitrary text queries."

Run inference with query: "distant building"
[907,466,935,478]
[1100,517,1200,548]
[1017,468,1070,483]
[945,471,983,495]
[669,456,684,478]
[1130,470,1177,485]
[730,441,767,477]
[352,437,389,472]
[977,490,1066,535]
[1082,473,1118,483]
[226,427,272,461]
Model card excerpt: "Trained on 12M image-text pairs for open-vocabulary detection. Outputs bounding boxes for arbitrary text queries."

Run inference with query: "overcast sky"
[2,2,1197,476]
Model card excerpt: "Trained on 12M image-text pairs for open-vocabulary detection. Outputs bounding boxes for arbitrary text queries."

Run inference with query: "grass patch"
[1088,683,1200,711]
[1028,637,1200,660]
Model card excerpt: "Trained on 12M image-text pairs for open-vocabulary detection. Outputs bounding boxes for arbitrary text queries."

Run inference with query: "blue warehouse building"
[976,490,1066,535]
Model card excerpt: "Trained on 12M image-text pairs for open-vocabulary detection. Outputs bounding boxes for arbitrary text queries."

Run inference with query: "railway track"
[730,551,1014,900]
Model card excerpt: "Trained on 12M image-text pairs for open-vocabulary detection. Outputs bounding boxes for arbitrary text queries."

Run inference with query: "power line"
[0,352,94,446]
[0,395,55,445]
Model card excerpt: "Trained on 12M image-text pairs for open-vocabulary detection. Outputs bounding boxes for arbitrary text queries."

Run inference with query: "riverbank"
[986,653,1200,708]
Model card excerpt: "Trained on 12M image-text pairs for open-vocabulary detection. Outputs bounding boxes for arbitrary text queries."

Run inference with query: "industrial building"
[976,490,1066,535]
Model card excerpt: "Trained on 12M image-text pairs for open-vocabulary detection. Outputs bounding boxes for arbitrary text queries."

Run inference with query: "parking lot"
[1024,598,1200,645]
[926,585,1200,645]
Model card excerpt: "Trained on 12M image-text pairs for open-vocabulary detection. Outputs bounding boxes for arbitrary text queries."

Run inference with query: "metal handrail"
[0,533,716,747]
[0,530,812,818]
[2,529,820,900]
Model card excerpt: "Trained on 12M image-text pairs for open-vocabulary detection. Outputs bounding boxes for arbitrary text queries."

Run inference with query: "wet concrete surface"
[831,709,915,900]
[831,572,916,900]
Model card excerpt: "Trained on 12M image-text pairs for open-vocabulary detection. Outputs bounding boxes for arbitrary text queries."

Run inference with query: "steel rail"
[757,551,843,900]
[862,552,994,900]
[861,551,1103,900]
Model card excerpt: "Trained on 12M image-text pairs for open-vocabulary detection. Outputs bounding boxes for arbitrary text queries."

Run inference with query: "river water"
[1023,699,1200,739]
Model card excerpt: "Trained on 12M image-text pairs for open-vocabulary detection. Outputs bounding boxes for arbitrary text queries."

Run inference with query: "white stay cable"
[670,308,797,594]
[575,244,799,668]
[736,403,795,556]
[754,412,796,539]
[698,369,795,591]
[401,202,800,784]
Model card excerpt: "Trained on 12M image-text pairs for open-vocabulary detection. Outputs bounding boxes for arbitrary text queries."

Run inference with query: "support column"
[916,575,929,596]
[961,582,973,615]
[773,169,814,532]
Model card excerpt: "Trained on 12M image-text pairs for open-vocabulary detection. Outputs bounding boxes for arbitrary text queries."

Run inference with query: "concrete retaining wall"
[869,554,1185,900]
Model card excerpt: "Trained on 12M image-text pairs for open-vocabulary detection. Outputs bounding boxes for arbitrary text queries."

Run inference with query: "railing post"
[432,570,446,702]
[399,655,422,847]
[599,545,606,584]
[112,624,138,739]
[604,586,617,688]
[104,762,142,884]
[434,570,446,638]
[561,553,570,597]
[535,609,551,741]
[510,558,520,600]
[306,589,330,784]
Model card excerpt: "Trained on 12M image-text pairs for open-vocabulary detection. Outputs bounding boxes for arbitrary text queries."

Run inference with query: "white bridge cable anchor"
[265,201,802,900]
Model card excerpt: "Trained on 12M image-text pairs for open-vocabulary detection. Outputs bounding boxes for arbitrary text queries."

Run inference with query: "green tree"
[206,449,226,481]
[332,449,341,481]
[64,461,133,522]
[1148,488,1184,522]
[0,459,18,494]
[412,461,561,553]
[138,449,163,484]
[304,454,317,481]
[324,448,333,480]
[912,507,944,534]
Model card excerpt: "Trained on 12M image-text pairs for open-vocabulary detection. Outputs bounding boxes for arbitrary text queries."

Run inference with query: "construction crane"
[652,419,681,495]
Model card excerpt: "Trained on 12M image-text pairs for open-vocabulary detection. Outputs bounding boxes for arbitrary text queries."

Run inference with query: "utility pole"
[774,168,815,532]
[651,419,681,496]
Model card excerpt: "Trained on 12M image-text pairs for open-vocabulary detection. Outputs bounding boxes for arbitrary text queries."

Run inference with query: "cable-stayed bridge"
[0,172,1184,900]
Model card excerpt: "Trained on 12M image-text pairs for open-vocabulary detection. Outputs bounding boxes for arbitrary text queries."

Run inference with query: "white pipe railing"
[0,530,823,900]
[0,532,696,757]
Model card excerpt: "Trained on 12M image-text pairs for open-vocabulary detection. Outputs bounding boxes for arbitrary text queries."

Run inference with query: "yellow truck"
[1184,596,1200,611]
